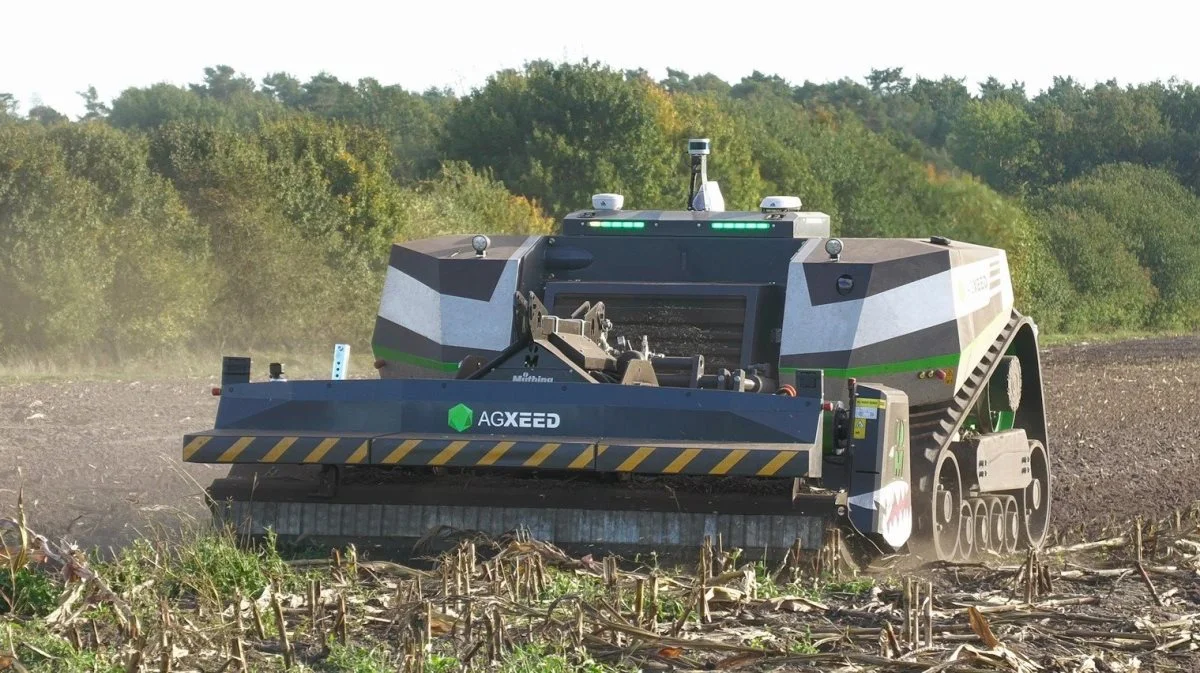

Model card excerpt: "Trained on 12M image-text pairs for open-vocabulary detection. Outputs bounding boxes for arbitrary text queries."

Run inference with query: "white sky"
[4,0,1199,118]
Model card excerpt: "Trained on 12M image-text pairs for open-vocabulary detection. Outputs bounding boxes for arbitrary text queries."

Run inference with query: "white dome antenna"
[592,193,624,210]
[760,195,802,212]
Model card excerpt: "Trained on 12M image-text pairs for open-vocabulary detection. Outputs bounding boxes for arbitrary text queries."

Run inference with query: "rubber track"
[908,310,1024,474]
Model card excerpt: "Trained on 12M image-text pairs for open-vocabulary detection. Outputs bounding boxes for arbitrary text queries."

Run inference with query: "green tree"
[1035,205,1156,331]
[731,71,794,100]
[978,77,1029,107]
[1041,164,1200,328]
[78,85,110,120]
[260,73,449,181]
[48,122,213,353]
[1030,78,1170,186]
[397,161,554,240]
[190,65,257,101]
[947,99,1042,194]
[0,121,214,356]
[660,69,731,96]
[866,68,911,96]
[261,72,304,106]
[907,76,971,147]
[109,83,226,129]
[443,60,680,216]
[0,93,16,117]
[0,123,109,352]
[146,121,369,347]
[27,105,68,125]
[110,78,280,131]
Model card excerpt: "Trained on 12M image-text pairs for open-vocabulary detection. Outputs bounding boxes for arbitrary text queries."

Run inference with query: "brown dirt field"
[1,334,1199,552]
[1040,334,1200,538]
[0,378,224,551]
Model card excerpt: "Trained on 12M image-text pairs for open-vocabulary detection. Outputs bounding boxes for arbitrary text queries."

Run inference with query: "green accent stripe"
[782,353,960,379]
[371,344,460,373]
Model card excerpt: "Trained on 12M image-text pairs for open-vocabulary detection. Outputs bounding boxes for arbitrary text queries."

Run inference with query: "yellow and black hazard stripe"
[371,438,597,470]
[182,433,371,464]
[185,433,810,477]
[593,444,803,477]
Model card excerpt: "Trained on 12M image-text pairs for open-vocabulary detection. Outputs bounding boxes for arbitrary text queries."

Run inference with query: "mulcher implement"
[187,140,1051,563]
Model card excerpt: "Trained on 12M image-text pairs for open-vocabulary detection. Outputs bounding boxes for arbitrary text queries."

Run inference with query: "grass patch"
[1038,329,1191,347]
[823,577,876,596]
[174,530,287,600]
[751,560,825,600]
[747,631,819,654]
[101,528,290,605]
[0,567,59,617]
[540,567,606,604]
[8,624,123,673]
[320,642,398,672]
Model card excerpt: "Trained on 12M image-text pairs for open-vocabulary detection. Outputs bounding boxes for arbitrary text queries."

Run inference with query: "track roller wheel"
[930,451,963,561]
[956,500,975,561]
[1020,440,1051,549]
[1001,496,1019,554]
[971,499,990,556]
[986,497,1005,554]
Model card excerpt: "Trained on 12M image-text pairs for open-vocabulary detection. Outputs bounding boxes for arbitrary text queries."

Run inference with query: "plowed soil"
[1,334,1198,551]
[1040,334,1200,536]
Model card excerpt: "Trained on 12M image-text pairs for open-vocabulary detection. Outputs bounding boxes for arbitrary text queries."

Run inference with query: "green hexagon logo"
[448,403,474,432]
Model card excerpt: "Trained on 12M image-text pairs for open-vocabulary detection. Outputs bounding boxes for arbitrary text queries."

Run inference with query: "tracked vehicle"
[185,140,1050,562]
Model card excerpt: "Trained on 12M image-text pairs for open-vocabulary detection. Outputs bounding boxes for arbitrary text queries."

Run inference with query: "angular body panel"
[779,239,1014,406]
[371,223,1012,409]
[373,235,543,376]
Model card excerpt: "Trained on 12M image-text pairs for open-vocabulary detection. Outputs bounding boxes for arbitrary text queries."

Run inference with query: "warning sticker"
[854,405,878,420]
[857,398,886,409]
[853,417,867,439]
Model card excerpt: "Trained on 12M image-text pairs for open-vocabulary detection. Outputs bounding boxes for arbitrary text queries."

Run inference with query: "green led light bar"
[710,222,772,230]
[587,221,646,229]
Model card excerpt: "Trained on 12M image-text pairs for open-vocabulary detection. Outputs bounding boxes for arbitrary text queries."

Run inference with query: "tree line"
[3,62,1200,359]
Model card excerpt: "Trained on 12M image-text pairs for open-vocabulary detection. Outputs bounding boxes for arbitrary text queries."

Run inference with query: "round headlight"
[837,274,854,295]
[824,238,844,258]
[471,234,490,255]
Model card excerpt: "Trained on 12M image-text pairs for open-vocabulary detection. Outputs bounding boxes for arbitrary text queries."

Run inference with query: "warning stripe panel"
[594,444,807,477]
[186,433,810,476]
[369,438,597,470]
[182,434,369,465]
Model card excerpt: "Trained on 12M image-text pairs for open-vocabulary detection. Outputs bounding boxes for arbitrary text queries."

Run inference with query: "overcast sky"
[5,0,1199,118]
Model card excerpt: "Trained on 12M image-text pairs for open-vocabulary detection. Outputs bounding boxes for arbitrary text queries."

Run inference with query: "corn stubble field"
[2,335,1200,672]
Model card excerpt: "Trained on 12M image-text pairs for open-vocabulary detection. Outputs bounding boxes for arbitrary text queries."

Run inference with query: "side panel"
[372,236,543,377]
[188,378,825,478]
[951,249,1015,394]
[844,385,912,550]
[778,238,1013,407]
